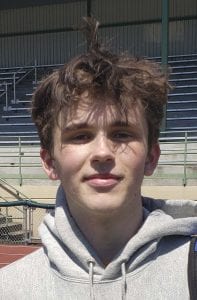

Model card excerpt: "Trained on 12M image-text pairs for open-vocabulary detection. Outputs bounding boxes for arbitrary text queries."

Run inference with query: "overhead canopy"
[0,0,79,10]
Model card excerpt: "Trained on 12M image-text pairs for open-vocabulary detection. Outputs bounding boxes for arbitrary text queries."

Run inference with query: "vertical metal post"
[161,0,169,132]
[87,0,91,17]
[13,72,16,104]
[6,207,9,226]
[34,58,37,85]
[5,82,8,111]
[86,0,92,51]
[29,207,32,243]
[183,131,188,186]
[6,207,9,241]
[161,0,169,67]
[18,136,22,186]
[23,205,28,245]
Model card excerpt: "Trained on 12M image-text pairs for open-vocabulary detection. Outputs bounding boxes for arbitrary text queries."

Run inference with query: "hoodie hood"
[39,185,197,285]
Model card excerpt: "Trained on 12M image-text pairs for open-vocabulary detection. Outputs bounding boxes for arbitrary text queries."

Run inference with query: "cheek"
[120,148,148,182]
[55,147,88,178]
[121,144,147,167]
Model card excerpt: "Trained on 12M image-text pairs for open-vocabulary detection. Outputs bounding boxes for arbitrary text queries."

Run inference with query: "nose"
[90,133,115,163]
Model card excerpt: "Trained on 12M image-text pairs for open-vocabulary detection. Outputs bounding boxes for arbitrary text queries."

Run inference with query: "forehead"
[60,97,147,130]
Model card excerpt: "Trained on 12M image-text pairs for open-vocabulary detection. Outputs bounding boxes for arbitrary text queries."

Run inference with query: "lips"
[83,174,123,188]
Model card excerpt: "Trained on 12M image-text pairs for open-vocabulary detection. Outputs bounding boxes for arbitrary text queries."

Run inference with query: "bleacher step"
[16,100,31,104]
[0,122,34,126]
[0,71,25,76]
[0,77,19,81]
[0,131,37,135]
[169,92,197,96]
[5,107,29,112]
[2,114,31,119]
[167,108,197,112]
[168,100,197,104]
[169,77,197,82]
[167,116,197,120]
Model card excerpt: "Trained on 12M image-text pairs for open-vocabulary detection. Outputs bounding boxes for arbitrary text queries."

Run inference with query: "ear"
[40,148,60,181]
[144,143,160,176]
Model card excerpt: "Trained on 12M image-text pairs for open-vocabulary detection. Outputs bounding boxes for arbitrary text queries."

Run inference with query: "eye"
[111,131,134,142]
[66,132,93,144]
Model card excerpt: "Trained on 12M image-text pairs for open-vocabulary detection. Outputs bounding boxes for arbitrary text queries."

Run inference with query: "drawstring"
[88,260,127,300]
[88,261,95,300]
[121,262,127,300]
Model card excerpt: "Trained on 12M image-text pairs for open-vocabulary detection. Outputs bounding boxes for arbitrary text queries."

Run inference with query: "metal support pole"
[23,206,28,245]
[87,0,91,17]
[13,72,16,104]
[18,136,22,186]
[5,82,8,111]
[161,0,169,67]
[34,58,37,85]
[6,207,9,226]
[6,207,9,241]
[28,207,32,243]
[161,0,169,132]
[183,131,188,186]
[86,0,92,51]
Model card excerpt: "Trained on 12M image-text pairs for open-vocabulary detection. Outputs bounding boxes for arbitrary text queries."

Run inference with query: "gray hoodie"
[1,185,197,300]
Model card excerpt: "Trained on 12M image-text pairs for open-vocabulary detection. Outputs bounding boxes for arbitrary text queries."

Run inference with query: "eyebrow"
[63,123,91,132]
[63,120,136,132]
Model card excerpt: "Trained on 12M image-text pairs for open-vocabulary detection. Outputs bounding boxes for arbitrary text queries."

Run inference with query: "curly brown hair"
[31,18,170,152]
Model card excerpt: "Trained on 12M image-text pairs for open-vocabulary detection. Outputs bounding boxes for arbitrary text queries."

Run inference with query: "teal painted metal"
[87,0,91,17]
[161,0,169,67]
[161,0,169,131]
[0,200,55,209]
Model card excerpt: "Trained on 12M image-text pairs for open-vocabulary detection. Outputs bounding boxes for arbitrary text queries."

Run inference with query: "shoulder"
[155,235,190,284]
[0,247,53,298]
[158,235,190,259]
[1,247,46,274]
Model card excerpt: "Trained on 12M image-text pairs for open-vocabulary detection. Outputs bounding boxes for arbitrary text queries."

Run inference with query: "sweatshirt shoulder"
[0,247,46,274]
[0,247,53,298]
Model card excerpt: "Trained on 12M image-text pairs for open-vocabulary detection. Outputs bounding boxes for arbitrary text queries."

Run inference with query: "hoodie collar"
[39,185,197,282]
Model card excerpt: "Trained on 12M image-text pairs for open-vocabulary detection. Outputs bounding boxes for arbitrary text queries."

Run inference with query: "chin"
[84,197,124,214]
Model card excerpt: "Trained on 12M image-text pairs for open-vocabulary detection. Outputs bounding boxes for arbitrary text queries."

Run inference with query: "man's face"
[41,97,160,216]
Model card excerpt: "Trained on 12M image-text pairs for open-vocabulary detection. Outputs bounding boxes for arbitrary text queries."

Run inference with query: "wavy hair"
[32,17,171,152]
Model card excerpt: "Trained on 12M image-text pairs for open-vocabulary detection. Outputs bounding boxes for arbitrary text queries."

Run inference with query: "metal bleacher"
[167,54,197,133]
[0,66,37,142]
[0,55,197,144]
[0,64,62,144]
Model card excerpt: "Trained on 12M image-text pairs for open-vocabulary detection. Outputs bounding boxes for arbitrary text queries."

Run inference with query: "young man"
[1,19,197,299]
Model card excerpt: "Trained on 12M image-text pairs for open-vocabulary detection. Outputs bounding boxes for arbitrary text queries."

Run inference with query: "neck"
[68,199,143,266]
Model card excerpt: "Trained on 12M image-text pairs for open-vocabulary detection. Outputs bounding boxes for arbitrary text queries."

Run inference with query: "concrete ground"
[142,186,197,200]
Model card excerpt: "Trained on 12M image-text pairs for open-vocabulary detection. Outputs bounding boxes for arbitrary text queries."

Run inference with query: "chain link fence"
[0,200,55,244]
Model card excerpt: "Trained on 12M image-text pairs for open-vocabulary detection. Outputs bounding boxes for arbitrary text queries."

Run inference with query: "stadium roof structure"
[0,0,81,10]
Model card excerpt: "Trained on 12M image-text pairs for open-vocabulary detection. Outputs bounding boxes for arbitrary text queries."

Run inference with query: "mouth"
[83,174,123,188]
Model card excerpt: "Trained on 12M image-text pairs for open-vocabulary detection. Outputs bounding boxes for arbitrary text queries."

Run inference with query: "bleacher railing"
[0,61,37,111]
[157,130,197,186]
[0,59,63,111]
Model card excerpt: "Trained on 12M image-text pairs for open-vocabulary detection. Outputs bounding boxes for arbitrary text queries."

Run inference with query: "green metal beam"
[161,0,169,131]
[161,0,169,67]
[87,0,91,17]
